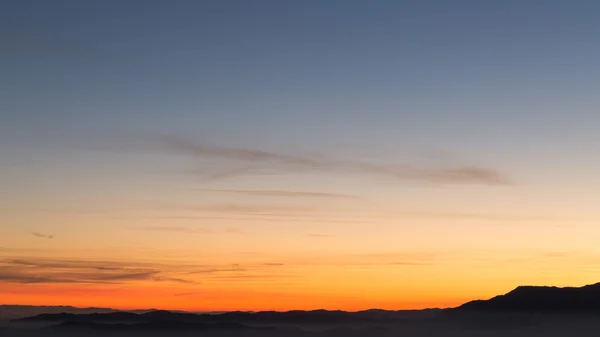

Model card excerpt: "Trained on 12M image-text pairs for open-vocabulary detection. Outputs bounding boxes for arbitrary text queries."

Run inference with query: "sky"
[2,0,600,311]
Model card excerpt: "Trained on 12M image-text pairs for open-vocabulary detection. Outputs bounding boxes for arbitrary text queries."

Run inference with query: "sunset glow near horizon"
[2,0,600,312]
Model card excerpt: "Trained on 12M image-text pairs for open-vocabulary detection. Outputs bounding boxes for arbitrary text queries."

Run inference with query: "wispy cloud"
[207,274,289,281]
[200,189,359,199]
[148,214,373,224]
[187,264,246,274]
[174,292,199,297]
[0,268,159,284]
[0,258,197,285]
[83,271,160,282]
[0,256,300,286]
[0,251,455,286]
[157,134,320,167]
[171,202,380,224]
[5,258,137,270]
[390,211,556,222]
[141,226,214,234]
[192,203,317,216]
[152,276,199,284]
[236,251,439,268]
[148,135,512,186]
[0,273,78,284]
[31,232,54,239]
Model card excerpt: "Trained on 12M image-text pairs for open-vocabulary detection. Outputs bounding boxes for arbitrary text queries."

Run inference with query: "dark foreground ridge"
[457,282,600,312]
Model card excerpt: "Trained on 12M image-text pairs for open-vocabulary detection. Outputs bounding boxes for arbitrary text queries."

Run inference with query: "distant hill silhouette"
[457,282,600,312]
[0,305,121,320]
[0,305,201,320]
[15,308,439,325]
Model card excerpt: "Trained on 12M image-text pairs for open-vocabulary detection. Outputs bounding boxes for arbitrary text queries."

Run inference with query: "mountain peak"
[457,282,600,312]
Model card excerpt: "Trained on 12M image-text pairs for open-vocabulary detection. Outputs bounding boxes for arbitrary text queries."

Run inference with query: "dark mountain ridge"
[0,305,155,320]
[0,305,113,320]
[457,282,600,312]
[15,308,439,324]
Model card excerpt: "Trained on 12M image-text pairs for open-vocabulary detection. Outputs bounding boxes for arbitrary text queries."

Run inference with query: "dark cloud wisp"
[141,226,214,234]
[151,135,512,186]
[31,232,54,239]
[0,258,196,285]
[200,189,360,199]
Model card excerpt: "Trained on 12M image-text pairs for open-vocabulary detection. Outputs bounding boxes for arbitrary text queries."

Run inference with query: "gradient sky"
[2,0,600,311]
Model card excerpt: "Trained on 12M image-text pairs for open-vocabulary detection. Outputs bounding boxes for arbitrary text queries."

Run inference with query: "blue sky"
[3,0,600,201]
[3,0,599,153]
[1,0,599,210]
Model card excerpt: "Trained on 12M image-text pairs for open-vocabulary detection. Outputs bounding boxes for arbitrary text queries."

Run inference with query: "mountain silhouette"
[20,311,143,322]
[0,305,122,320]
[15,308,438,325]
[457,282,600,312]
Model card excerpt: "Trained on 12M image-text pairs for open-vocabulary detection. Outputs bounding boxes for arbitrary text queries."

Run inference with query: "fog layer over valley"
[5,313,600,337]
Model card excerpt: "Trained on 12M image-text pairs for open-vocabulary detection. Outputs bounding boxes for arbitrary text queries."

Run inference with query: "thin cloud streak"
[306,234,337,238]
[31,232,54,239]
[0,269,159,284]
[0,273,79,284]
[0,257,293,285]
[178,203,380,224]
[391,211,558,222]
[0,258,196,285]
[157,134,320,166]
[153,276,199,284]
[174,292,199,297]
[5,259,149,270]
[148,215,373,224]
[192,203,317,216]
[200,189,360,199]
[150,135,512,186]
[187,265,246,275]
[141,226,214,234]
